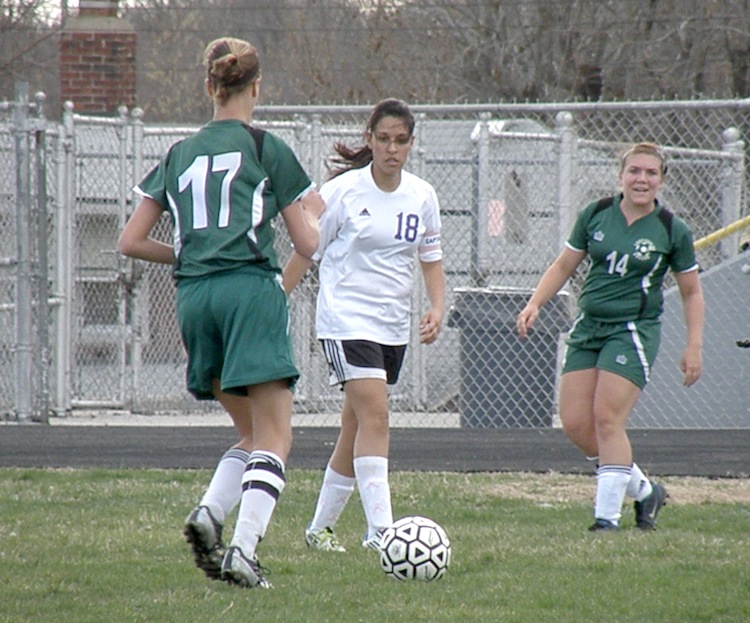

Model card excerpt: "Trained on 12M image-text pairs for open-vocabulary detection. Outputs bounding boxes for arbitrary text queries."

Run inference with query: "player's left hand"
[419,310,443,344]
[680,346,702,387]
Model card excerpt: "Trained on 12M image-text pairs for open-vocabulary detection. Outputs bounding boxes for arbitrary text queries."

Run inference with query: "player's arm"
[419,259,446,344]
[282,252,314,295]
[516,246,585,338]
[674,268,704,386]
[281,189,326,261]
[280,189,325,294]
[118,197,174,264]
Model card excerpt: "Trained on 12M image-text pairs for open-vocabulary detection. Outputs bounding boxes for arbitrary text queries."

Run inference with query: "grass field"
[1,468,748,623]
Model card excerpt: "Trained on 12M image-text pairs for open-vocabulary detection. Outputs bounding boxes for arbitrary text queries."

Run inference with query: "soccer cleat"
[183,505,224,579]
[221,546,272,589]
[361,528,386,551]
[634,481,668,530]
[588,518,620,532]
[305,526,346,552]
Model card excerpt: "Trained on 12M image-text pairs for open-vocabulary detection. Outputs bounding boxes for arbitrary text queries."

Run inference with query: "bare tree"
[117,0,750,121]
[0,0,60,108]
[596,0,750,100]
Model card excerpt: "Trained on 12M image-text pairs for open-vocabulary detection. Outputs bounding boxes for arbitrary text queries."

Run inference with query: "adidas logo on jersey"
[359,207,371,216]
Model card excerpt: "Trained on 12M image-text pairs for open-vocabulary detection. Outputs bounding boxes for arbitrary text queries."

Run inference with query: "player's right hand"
[302,190,326,218]
[516,304,539,339]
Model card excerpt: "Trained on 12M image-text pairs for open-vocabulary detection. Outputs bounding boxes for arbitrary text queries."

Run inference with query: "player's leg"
[345,376,393,548]
[222,379,293,588]
[594,321,667,530]
[559,367,656,527]
[204,384,254,520]
[216,274,297,586]
[306,394,356,552]
[311,339,403,549]
[558,320,600,458]
[559,367,625,530]
[177,279,244,579]
[587,370,641,529]
[592,370,639,466]
[329,393,357,477]
[558,368,598,457]
[184,384,254,579]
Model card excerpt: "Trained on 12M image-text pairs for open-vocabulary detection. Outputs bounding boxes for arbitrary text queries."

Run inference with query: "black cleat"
[588,518,620,532]
[183,506,225,579]
[221,546,272,589]
[634,481,668,530]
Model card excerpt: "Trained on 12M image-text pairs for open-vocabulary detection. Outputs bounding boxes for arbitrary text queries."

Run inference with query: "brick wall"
[60,1,136,114]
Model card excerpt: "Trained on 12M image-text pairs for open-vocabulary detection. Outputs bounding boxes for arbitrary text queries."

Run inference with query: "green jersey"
[567,194,697,323]
[135,119,313,279]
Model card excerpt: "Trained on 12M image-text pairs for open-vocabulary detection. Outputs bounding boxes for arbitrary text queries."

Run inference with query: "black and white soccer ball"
[379,515,451,581]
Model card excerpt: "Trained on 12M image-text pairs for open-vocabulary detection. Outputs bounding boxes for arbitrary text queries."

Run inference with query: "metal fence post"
[53,101,76,417]
[33,91,50,424]
[13,82,33,423]
[473,111,491,285]
[115,106,130,407]
[720,126,745,257]
[128,107,145,409]
[310,113,322,184]
[412,112,428,407]
[555,111,576,252]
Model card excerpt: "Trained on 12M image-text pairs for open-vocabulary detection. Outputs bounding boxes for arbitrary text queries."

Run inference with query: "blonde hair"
[202,37,261,105]
[619,142,668,176]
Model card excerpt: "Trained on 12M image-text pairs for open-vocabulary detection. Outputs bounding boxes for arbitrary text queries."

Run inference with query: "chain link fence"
[2,88,749,427]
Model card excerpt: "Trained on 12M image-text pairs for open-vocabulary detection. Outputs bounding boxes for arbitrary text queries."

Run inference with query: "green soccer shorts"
[561,314,662,389]
[176,267,299,400]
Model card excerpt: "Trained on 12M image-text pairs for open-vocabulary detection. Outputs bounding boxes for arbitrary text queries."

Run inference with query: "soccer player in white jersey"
[284,99,446,552]
[517,143,704,532]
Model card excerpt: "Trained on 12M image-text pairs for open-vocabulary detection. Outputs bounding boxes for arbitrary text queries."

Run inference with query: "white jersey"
[313,163,442,345]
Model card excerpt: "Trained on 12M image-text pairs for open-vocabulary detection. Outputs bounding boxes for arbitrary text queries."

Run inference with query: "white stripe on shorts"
[321,339,387,386]
[626,321,650,383]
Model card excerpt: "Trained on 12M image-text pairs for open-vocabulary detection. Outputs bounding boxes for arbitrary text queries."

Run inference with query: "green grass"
[1,468,748,623]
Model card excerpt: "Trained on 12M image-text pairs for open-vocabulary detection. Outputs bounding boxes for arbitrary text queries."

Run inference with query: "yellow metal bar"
[693,214,750,250]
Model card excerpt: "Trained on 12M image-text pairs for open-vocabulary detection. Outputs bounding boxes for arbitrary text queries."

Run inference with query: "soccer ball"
[379,515,451,581]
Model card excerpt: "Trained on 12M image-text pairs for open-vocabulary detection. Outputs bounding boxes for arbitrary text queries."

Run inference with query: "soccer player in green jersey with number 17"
[118,37,325,589]
[517,142,704,532]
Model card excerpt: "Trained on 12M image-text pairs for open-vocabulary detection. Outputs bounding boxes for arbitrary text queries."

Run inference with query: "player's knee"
[357,409,389,435]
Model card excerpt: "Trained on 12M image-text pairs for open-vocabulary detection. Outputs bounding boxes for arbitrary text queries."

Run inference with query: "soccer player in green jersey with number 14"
[118,36,325,588]
[517,142,704,532]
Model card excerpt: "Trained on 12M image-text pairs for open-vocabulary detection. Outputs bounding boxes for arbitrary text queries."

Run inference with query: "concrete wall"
[632,253,750,427]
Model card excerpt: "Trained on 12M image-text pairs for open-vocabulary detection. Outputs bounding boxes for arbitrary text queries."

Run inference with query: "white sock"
[308,465,355,532]
[354,455,393,538]
[199,448,250,524]
[626,462,653,501]
[594,464,631,525]
[232,450,286,556]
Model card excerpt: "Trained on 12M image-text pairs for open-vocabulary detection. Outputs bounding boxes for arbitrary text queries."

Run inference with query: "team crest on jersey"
[593,230,604,242]
[633,238,656,261]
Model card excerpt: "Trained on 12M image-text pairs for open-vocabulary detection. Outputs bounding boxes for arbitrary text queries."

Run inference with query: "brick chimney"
[60,0,136,114]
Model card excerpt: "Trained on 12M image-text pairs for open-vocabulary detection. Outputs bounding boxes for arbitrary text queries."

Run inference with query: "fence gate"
[66,107,132,410]
[0,84,55,422]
